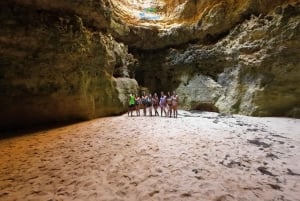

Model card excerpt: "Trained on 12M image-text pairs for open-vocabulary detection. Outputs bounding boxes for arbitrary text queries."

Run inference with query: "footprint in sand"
[214,194,235,201]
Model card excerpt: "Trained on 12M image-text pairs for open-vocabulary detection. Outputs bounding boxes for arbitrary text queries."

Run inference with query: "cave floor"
[0,110,300,201]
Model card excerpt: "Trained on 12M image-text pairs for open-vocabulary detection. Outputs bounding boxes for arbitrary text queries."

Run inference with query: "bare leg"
[154,106,159,116]
[163,106,167,116]
[168,105,172,117]
[143,105,147,116]
[148,106,152,116]
[136,105,139,116]
[138,105,140,116]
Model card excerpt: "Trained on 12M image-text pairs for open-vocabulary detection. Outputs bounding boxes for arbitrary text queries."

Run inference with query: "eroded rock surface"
[0,1,138,129]
[109,0,298,49]
[0,0,299,129]
[134,2,300,117]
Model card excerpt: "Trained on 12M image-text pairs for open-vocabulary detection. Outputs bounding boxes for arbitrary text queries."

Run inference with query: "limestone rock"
[0,2,138,129]
[109,0,299,49]
[215,4,300,117]
[176,74,222,111]
[135,3,300,117]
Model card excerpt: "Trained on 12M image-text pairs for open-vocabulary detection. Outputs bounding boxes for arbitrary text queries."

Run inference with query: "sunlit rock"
[135,2,300,117]
[109,0,298,49]
[176,74,222,111]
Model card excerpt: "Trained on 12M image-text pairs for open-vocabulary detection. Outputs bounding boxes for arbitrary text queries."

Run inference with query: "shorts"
[129,104,135,108]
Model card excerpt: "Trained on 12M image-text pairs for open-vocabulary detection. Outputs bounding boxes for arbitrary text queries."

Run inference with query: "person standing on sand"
[152,92,159,116]
[128,93,135,117]
[159,91,167,117]
[172,91,179,118]
[135,94,141,116]
[141,91,148,116]
[166,91,172,117]
[147,93,153,116]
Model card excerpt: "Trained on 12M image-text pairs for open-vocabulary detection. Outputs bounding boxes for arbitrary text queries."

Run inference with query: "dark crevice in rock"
[127,29,230,52]
[282,4,300,19]
[129,48,173,92]
[191,102,219,112]
[201,30,230,45]
[129,37,229,93]
[128,39,191,54]
[239,9,260,22]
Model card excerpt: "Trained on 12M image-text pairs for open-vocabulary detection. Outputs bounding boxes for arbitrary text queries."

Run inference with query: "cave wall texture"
[0,0,139,129]
[0,0,299,129]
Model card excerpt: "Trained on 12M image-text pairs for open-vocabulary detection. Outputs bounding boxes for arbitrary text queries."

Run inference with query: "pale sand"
[0,110,299,201]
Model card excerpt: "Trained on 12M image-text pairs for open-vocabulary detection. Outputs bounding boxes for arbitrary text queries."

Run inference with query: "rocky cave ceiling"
[109,0,295,27]
[108,0,298,49]
[108,0,227,49]
[110,0,258,25]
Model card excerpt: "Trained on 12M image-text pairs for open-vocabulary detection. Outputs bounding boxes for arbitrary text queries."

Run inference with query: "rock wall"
[1,0,299,129]
[134,2,300,117]
[0,1,138,129]
[216,6,300,117]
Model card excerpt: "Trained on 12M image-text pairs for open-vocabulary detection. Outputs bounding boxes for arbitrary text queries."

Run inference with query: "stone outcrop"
[133,2,300,117]
[216,7,300,117]
[0,1,138,129]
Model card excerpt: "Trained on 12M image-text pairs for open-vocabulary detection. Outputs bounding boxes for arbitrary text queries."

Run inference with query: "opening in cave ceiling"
[109,0,195,28]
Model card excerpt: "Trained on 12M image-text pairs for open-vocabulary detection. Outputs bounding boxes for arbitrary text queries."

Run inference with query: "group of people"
[128,91,179,118]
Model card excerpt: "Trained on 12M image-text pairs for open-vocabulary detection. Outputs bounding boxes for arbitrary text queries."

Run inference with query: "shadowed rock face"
[0,0,299,129]
[0,1,138,129]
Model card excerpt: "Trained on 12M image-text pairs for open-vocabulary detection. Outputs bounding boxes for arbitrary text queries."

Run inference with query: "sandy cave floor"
[0,110,300,201]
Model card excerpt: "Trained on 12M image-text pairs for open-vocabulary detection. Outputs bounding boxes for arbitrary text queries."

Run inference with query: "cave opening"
[110,0,164,22]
